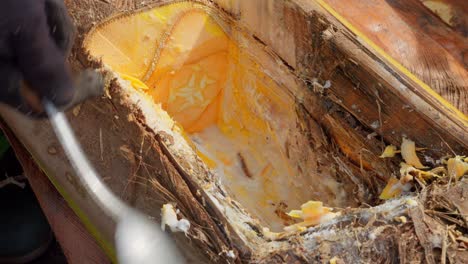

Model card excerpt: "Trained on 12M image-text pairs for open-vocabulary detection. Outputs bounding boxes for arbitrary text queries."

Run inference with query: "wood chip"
[72,104,81,117]
[47,146,58,155]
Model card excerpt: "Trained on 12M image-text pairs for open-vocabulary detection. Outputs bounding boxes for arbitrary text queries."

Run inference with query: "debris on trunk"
[285,201,338,232]
[161,204,191,234]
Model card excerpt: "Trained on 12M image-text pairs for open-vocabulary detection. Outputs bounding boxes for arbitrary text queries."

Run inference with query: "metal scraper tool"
[44,100,185,264]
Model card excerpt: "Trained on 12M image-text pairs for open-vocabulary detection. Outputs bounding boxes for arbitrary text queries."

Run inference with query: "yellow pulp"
[85,2,344,230]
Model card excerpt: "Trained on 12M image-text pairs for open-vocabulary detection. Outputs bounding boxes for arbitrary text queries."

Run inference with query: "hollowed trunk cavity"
[85,2,374,231]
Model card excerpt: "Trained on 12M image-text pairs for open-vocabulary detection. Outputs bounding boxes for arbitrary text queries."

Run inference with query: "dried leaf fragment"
[401,137,426,169]
[380,177,405,199]
[284,201,337,231]
[400,162,441,183]
[380,160,448,200]
[380,145,398,158]
[447,156,468,180]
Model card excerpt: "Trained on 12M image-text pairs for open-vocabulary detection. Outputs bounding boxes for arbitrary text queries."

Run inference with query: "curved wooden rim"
[315,0,468,125]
